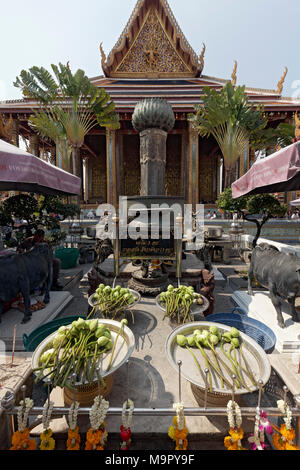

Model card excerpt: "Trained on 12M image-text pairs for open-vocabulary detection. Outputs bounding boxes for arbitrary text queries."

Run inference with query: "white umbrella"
[289,198,300,206]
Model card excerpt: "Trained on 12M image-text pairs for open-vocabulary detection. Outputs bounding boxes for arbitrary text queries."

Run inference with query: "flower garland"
[120,399,134,450]
[10,398,36,451]
[168,403,188,450]
[224,400,245,450]
[248,409,273,450]
[39,400,55,450]
[272,400,299,450]
[85,396,109,450]
[66,401,81,451]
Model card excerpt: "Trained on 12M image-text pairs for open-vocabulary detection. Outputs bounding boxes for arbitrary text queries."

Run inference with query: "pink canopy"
[0,139,81,196]
[232,140,300,198]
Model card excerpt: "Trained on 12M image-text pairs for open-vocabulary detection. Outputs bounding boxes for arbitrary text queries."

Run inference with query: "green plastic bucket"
[22,315,86,352]
[54,248,79,269]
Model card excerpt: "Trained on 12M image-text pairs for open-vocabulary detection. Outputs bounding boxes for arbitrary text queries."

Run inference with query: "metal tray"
[156,293,210,317]
[32,319,135,387]
[165,321,271,396]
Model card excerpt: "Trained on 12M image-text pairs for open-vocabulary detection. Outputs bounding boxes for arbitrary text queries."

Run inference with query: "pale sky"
[1,0,299,101]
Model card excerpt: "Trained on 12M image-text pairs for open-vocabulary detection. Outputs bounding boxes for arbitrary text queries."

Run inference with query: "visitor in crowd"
[205,210,212,219]
[87,210,95,220]
[211,211,218,219]
[291,211,299,220]
[18,229,63,291]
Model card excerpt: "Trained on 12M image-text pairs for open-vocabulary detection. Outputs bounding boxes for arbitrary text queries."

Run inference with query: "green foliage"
[249,122,295,152]
[216,188,287,247]
[0,194,80,246]
[217,187,248,213]
[246,193,287,218]
[188,83,267,186]
[14,63,120,174]
[2,194,39,224]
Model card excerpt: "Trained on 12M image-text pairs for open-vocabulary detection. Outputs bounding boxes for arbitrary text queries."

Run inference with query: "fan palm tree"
[188,82,268,188]
[14,63,120,177]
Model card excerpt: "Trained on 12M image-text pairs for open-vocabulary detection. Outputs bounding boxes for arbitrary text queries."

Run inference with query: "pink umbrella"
[232,140,300,198]
[0,139,81,196]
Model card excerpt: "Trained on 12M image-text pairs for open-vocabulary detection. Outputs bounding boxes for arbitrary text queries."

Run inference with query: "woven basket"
[206,308,276,354]
[63,375,114,407]
[190,382,243,408]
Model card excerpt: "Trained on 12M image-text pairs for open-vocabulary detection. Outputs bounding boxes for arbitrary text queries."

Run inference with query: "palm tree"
[188,82,267,188]
[14,63,120,177]
[29,108,72,171]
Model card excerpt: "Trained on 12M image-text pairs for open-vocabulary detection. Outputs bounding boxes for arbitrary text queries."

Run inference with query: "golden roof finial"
[231,60,238,86]
[276,66,288,95]
[198,43,206,70]
[99,43,107,68]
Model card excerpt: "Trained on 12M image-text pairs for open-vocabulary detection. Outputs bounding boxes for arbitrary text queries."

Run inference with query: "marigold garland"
[10,398,36,451]
[168,403,188,450]
[66,402,81,451]
[224,400,245,451]
[85,396,109,451]
[39,400,55,451]
[272,400,299,451]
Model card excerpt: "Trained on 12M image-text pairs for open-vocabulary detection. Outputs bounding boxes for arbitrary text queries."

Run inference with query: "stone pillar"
[187,123,199,210]
[106,129,118,208]
[139,128,168,196]
[29,134,39,157]
[83,157,89,203]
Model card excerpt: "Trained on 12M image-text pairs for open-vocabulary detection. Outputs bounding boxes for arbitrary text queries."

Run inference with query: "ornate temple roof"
[0,0,297,117]
[99,0,205,78]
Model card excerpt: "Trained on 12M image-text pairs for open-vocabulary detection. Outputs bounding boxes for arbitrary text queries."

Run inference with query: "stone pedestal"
[140,128,167,196]
[232,290,300,353]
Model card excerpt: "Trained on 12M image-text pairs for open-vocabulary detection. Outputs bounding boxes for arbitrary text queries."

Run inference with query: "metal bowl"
[156,293,210,318]
[88,289,141,312]
[32,319,135,387]
[165,321,271,396]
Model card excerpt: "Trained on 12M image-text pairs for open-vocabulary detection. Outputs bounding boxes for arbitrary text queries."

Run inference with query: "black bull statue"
[248,243,300,328]
[0,243,53,324]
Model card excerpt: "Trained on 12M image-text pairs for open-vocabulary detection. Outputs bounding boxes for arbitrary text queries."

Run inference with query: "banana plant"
[188,82,268,188]
[14,63,120,177]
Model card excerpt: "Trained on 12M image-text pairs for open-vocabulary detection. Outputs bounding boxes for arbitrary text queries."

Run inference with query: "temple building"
[1,0,300,208]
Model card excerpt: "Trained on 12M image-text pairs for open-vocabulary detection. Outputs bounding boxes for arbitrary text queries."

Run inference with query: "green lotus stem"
[195,340,231,390]
[239,345,258,387]
[106,320,127,372]
[186,345,211,392]
[220,342,242,389]
[207,341,224,389]
[229,346,252,392]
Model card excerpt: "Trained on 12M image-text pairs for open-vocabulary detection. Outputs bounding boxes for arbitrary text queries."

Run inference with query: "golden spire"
[294,111,300,139]
[99,43,107,68]
[231,60,237,86]
[198,43,206,70]
[276,66,288,95]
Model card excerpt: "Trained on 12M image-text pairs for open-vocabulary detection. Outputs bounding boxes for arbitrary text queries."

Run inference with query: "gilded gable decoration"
[101,0,205,78]
[276,66,288,95]
[231,61,238,86]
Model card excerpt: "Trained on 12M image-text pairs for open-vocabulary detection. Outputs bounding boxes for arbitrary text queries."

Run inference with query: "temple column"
[181,132,188,198]
[29,134,40,157]
[11,118,20,147]
[187,122,199,210]
[50,145,56,166]
[106,129,118,208]
[83,157,89,203]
